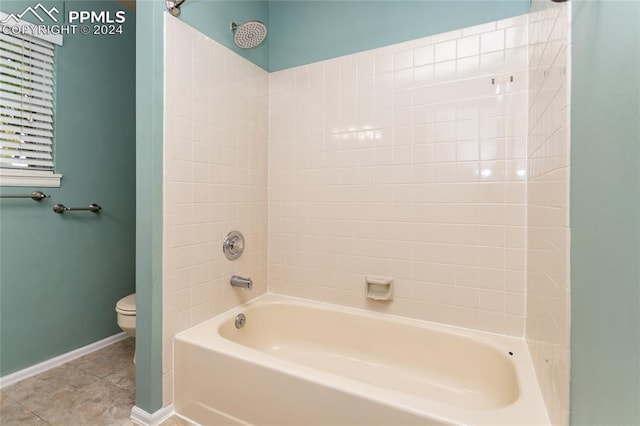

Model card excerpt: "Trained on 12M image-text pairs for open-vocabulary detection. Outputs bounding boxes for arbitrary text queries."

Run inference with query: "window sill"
[0,170,62,188]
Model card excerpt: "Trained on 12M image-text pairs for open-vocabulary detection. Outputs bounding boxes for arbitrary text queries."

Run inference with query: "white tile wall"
[162,15,268,406]
[526,1,571,425]
[268,14,531,336]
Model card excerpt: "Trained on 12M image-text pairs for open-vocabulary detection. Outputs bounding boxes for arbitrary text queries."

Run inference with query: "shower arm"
[166,0,186,17]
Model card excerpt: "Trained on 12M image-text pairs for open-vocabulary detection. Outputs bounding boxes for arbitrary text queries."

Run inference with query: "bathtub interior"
[218,301,520,410]
[174,294,550,426]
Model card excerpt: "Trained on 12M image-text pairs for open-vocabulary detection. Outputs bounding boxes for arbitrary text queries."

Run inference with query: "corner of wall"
[525,1,571,424]
[135,0,165,414]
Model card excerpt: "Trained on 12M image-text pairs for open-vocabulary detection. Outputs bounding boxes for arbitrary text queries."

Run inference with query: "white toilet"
[116,293,136,362]
[116,293,136,337]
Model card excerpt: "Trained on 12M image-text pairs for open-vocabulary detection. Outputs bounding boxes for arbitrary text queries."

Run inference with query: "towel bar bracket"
[0,191,49,201]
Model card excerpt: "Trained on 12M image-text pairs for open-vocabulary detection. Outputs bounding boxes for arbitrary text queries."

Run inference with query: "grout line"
[2,389,51,425]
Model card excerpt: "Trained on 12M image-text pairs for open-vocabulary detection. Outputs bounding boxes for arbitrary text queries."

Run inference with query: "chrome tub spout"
[230,275,252,290]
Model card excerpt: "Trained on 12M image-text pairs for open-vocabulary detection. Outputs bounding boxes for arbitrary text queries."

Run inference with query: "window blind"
[0,31,55,171]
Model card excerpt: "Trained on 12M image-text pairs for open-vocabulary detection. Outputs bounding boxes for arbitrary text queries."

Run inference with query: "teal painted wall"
[570,0,640,424]
[170,1,530,72]
[174,0,269,70]
[0,0,136,376]
[268,0,531,71]
[135,0,164,413]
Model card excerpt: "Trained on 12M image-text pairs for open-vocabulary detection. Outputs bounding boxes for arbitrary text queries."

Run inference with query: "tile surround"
[526,1,571,425]
[269,14,530,337]
[161,9,571,423]
[162,15,269,406]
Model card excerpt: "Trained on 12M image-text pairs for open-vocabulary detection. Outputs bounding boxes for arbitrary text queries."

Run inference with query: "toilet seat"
[116,293,136,315]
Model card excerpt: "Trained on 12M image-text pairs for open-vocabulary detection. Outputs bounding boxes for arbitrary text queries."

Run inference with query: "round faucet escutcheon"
[235,313,246,329]
[223,231,245,260]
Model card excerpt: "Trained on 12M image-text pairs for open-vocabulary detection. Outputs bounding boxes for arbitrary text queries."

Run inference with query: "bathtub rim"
[174,292,550,425]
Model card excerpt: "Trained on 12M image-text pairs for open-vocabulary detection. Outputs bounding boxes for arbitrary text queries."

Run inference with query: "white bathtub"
[174,294,549,425]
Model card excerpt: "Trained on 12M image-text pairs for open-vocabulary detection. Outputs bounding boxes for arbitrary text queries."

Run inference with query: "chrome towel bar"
[0,191,50,201]
[53,203,102,214]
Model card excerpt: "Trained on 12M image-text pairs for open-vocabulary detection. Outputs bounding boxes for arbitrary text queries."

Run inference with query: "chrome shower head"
[166,0,186,17]
[230,20,267,49]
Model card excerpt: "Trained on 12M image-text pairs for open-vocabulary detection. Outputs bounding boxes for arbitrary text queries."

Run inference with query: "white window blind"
[0,31,56,173]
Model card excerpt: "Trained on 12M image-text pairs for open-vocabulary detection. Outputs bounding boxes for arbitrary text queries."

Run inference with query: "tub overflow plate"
[235,313,246,329]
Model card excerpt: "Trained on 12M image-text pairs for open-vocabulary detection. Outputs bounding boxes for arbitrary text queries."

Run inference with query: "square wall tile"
[269,16,531,339]
[163,16,269,406]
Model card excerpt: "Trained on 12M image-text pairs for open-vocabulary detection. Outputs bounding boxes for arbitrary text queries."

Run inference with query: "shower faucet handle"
[223,231,245,260]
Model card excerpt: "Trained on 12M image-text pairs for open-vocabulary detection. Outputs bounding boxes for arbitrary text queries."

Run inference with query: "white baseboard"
[0,332,128,389]
[131,404,175,426]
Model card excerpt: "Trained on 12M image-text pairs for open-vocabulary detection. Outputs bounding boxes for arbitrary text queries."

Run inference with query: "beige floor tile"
[3,338,136,426]
[103,362,136,391]
[34,381,134,426]
[0,391,48,425]
[70,339,135,379]
[159,415,196,426]
[2,364,97,412]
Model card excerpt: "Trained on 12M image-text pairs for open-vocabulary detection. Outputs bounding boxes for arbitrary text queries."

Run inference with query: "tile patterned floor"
[0,338,191,426]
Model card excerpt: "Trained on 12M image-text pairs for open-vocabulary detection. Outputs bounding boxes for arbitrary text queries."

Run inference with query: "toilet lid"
[116,294,136,314]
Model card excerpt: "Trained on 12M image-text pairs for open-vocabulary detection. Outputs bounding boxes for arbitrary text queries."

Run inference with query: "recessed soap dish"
[365,275,393,301]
